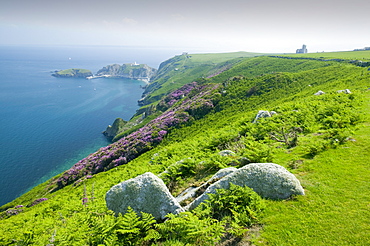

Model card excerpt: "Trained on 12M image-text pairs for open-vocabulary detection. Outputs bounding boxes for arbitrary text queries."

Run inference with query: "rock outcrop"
[253,110,277,123]
[102,118,126,141]
[186,163,305,210]
[52,68,93,78]
[337,89,352,94]
[314,90,325,95]
[105,172,184,220]
[95,63,157,82]
[175,167,237,204]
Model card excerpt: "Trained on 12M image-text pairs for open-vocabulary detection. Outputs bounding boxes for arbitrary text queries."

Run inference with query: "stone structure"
[296,44,308,54]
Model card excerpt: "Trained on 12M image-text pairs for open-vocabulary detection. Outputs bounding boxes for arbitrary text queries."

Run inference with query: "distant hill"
[95,63,157,83]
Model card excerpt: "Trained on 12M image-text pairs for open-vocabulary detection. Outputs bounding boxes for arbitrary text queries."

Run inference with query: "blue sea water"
[0,45,180,206]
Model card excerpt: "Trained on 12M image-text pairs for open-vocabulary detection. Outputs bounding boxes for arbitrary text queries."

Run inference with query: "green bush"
[156,212,225,246]
[194,183,265,236]
[300,136,330,158]
[239,139,274,163]
[160,158,198,191]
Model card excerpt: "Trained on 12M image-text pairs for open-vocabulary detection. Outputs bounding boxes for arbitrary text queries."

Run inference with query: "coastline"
[87,74,151,84]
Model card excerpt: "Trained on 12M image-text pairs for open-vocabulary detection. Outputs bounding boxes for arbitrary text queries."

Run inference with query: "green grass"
[1,53,370,245]
[285,50,370,61]
[56,68,91,75]
[141,52,267,105]
[187,51,266,63]
[258,92,370,245]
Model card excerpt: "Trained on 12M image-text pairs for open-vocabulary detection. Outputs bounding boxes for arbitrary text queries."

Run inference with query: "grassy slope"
[141,52,265,105]
[1,51,370,245]
[286,50,370,61]
[56,68,92,75]
[258,93,370,245]
[255,51,370,245]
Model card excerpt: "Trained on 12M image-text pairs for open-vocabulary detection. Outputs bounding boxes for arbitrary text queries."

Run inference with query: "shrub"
[239,139,274,163]
[156,212,225,246]
[160,158,198,191]
[194,183,265,236]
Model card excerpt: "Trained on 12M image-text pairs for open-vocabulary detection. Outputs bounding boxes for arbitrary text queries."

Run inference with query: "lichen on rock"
[186,163,304,210]
[105,172,184,220]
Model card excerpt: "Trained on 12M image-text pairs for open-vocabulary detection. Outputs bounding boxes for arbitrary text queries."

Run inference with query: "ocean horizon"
[0,45,181,206]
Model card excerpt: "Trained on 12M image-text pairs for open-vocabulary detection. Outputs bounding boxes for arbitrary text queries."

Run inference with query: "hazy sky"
[1,0,369,53]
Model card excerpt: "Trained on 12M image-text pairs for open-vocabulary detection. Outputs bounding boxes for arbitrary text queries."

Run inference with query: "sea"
[0,45,182,206]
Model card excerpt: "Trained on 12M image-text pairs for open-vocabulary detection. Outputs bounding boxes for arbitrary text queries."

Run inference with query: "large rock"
[175,167,237,204]
[106,172,184,220]
[187,163,304,210]
[314,90,325,95]
[253,110,277,123]
[102,118,126,141]
[337,89,352,94]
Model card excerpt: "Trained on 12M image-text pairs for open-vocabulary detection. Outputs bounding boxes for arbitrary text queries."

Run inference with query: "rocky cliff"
[95,63,157,83]
[52,68,93,78]
[102,118,127,141]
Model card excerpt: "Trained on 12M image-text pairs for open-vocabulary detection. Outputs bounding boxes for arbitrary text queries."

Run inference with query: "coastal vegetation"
[1,50,370,245]
[52,68,92,78]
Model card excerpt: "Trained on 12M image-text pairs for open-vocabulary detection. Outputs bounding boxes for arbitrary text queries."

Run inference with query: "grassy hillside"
[288,50,370,61]
[53,68,92,78]
[140,51,265,105]
[1,51,370,245]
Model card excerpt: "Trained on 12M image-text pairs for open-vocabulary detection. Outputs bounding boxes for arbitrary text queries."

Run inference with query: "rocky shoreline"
[53,63,157,83]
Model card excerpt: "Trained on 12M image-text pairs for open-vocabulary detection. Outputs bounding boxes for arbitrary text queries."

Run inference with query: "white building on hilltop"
[296,44,308,54]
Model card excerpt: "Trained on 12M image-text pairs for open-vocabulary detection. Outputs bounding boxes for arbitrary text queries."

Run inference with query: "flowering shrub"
[55,82,221,189]
[29,198,48,207]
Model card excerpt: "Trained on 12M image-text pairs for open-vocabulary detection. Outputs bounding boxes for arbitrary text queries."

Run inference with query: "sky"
[1,0,369,53]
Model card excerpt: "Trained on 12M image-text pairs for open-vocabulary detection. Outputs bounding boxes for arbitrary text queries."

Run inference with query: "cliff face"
[102,118,127,141]
[96,63,157,82]
[52,68,93,78]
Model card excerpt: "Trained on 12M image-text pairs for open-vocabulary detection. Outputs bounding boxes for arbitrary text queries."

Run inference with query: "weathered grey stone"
[218,150,236,157]
[176,167,237,204]
[187,163,304,210]
[314,90,325,95]
[106,172,184,220]
[253,110,276,123]
[208,167,237,182]
[337,89,352,94]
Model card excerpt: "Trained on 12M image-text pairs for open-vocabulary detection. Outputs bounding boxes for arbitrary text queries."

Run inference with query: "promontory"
[52,68,93,78]
[93,63,157,83]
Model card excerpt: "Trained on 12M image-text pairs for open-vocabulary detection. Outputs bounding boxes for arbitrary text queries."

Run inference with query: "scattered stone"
[253,110,277,123]
[238,157,251,166]
[337,89,352,94]
[314,90,325,95]
[106,172,184,220]
[186,163,305,210]
[208,167,237,183]
[218,150,236,157]
[176,167,237,204]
